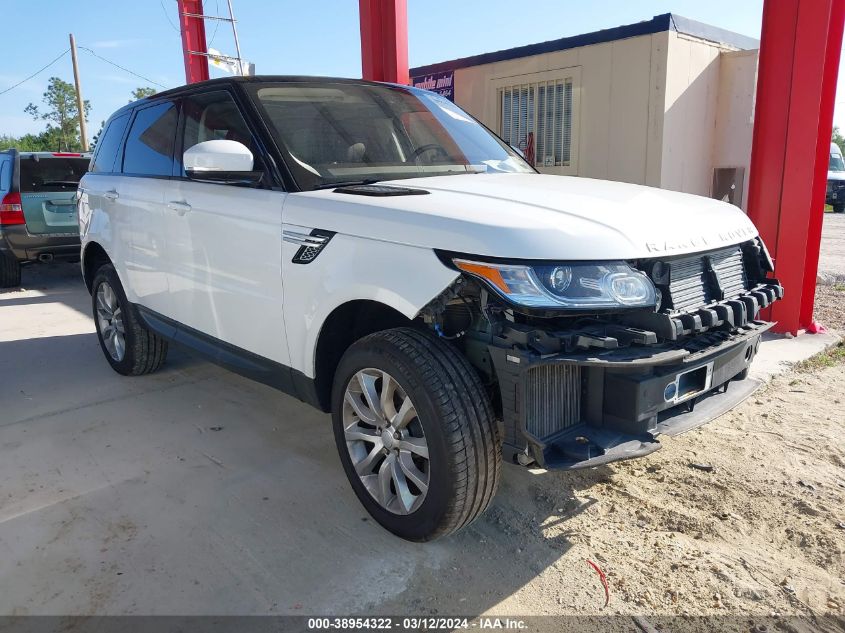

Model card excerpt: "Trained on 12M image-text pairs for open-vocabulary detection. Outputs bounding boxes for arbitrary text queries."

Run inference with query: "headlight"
[453,259,657,309]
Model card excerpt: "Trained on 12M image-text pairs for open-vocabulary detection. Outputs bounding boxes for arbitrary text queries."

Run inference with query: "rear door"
[115,100,179,313]
[18,154,89,235]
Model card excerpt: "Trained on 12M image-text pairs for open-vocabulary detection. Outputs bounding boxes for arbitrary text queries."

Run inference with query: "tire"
[331,327,501,541]
[91,264,168,376]
[0,255,21,288]
[834,203,845,214]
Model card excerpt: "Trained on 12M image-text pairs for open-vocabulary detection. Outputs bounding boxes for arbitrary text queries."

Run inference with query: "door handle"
[103,190,119,201]
[167,201,192,215]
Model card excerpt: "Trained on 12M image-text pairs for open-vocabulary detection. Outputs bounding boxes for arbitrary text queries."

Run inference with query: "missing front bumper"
[490,320,772,470]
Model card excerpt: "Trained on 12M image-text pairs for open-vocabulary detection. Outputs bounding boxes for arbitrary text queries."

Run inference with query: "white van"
[78,77,783,540]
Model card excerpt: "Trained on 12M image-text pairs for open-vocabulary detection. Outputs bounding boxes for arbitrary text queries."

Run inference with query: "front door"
[164,89,289,366]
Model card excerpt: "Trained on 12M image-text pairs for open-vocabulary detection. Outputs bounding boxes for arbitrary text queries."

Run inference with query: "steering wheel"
[411,143,449,161]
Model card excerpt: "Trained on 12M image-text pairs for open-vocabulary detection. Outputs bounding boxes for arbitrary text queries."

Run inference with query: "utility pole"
[68,33,88,151]
[225,0,244,75]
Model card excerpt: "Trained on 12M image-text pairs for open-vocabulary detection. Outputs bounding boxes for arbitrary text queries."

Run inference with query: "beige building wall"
[712,49,758,210]
[450,30,756,209]
[659,33,724,197]
[453,32,668,186]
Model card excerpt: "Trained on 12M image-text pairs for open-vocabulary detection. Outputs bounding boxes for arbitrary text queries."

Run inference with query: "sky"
[0,0,842,138]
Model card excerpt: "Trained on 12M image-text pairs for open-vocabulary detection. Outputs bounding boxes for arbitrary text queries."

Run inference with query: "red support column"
[800,0,845,329]
[358,0,409,84]
[747,0,845,335]
[178,0,210,84]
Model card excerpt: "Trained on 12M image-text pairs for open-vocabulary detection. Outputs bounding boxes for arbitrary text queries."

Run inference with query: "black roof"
[120,75,405,113]
[410,13,759,77]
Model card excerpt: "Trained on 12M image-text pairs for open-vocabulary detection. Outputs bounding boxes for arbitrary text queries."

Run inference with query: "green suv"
[0,149,91,287]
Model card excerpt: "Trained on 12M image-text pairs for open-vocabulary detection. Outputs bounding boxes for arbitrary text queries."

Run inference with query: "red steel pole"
[178,0,210,84]
[359,0,409,84]
[746,0,843,335]
[800,0,845,330]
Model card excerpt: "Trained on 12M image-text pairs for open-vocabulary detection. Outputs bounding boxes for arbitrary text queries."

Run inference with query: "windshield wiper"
[312,178,382,190]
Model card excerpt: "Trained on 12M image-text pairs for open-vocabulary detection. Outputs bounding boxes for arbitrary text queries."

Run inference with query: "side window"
[0,158,9,192]
[90,112,129,173]
[179,90,261,176]
[123,101,178,176]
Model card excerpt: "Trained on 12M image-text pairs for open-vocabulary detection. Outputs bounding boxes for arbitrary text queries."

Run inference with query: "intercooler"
[524,364,581,439]
[664,245,748,311]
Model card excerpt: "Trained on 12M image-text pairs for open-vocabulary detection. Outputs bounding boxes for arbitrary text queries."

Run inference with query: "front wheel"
[91,264,168,376]
[331,327,501,541]
[834,203,845,214]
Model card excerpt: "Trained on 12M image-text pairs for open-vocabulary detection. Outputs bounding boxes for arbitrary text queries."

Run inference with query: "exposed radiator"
[662,245,750,312]
[709,247,748,300]
[667,256,708,311]
[524,364,581,439]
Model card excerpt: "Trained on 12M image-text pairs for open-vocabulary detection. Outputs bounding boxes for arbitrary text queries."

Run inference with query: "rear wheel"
[0,255,21,288]
[331,327,501,541]
[834,203,845,214]
[92,264,168,376]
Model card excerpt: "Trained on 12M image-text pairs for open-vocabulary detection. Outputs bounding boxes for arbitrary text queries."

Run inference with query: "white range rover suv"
[79,76,783,541]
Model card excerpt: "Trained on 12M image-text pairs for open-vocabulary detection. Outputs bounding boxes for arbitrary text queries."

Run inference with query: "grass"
[795,341,845,372]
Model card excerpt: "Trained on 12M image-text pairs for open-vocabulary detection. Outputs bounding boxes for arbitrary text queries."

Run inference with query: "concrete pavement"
[0,263,563,616]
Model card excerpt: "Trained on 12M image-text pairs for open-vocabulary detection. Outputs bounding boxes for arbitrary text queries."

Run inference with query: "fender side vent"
[284,229,336,264]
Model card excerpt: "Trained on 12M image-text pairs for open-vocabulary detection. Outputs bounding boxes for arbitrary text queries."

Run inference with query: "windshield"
[830,152,845,172]
[19,156,89,192]
[248,82,534,190]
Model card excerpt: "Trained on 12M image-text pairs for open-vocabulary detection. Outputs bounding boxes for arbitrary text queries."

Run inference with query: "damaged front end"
[423,239,783,470]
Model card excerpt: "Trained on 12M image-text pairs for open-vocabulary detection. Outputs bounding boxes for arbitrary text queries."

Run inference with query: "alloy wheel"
[95,281,126,362]
[342,368,430,515]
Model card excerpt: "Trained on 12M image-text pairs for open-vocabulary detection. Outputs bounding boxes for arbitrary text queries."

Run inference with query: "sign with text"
[411,71,455,101]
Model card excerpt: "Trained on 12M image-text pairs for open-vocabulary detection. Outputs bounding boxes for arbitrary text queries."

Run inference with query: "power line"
[160,0,221,45]
[77,46,169,89]
[160,0,181,33]
[0,49,69,97]
[209,0,221,47]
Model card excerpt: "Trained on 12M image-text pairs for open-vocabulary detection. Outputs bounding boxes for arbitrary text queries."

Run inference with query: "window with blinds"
[499,78,574,169]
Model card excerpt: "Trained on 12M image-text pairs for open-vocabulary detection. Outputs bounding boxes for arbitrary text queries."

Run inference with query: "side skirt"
[134,305,325,411]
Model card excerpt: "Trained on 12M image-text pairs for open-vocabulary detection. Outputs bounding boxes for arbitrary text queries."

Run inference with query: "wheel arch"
[311,299,412,411]
[81,241,113,294]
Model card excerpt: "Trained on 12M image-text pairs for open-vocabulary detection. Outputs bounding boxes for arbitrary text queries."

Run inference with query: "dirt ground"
[815,284,845,331]
[376,358,845,626]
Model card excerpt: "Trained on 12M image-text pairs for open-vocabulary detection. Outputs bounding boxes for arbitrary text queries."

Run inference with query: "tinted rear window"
[19,157,90,193]
[91,112,129,173]
[0,158,10,192]
[122,101,177,176]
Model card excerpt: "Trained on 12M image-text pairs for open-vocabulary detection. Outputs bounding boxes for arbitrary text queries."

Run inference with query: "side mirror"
[183,140,262,185]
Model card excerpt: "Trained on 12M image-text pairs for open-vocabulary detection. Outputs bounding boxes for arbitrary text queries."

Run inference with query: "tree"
[833,126,845,156]
[24,77,91,152]
[130,86,157,102]
[88,120,106,151]
[0,131,67,152]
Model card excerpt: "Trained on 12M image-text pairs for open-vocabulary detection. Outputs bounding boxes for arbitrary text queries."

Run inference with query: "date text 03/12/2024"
[307,617,528,630]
